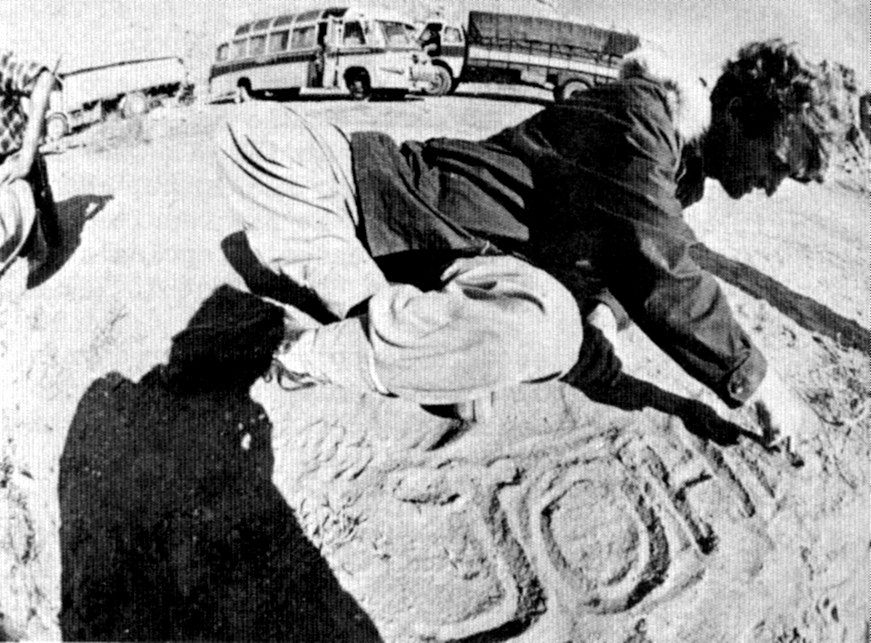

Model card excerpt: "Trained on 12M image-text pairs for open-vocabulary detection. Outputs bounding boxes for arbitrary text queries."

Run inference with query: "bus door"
[321,17,343,88]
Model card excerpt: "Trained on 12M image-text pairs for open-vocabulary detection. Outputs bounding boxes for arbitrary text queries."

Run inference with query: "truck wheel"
[423,65,453,96]
[122,91,149,118]
[45,114,69,141]
[554,79,590,103]
[346,72,371,100]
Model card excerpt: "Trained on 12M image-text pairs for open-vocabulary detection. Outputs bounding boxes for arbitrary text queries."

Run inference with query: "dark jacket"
[349,78,766,407]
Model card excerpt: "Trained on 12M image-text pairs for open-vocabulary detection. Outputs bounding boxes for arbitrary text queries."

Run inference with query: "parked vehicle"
[45,56,191,141]
[417,11,640,102]
[208,5,433,102]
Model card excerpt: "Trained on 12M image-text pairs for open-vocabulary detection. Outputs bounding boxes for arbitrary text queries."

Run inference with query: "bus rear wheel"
[553,79,590,103]
[346,72,371,101]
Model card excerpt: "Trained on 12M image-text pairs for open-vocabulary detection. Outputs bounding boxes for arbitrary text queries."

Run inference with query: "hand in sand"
[748,369,811,463]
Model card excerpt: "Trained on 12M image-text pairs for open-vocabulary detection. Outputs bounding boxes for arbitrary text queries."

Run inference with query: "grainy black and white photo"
[0,1,867,641]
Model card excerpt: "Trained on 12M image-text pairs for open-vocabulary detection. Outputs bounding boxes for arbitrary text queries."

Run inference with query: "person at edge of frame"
[216,39,859,447]
[0,49,60,269]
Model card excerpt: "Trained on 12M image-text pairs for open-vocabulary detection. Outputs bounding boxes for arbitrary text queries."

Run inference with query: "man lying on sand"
[216,39,858,445]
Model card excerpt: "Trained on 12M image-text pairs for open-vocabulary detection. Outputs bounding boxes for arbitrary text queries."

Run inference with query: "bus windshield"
[377,21,416,49]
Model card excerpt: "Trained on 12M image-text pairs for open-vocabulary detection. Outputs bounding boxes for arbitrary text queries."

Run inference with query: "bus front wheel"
[45,113,69,141]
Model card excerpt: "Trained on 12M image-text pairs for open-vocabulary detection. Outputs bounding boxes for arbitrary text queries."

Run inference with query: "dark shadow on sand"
[221,231,337,324]
[59,287,381,641]
[27,194,113,288]
[586,372,764,448]
[690,243,869,352]
[0,622,22,642]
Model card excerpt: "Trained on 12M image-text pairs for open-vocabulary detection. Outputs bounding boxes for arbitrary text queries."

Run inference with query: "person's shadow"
[59,286,382,641]
[221,231,337,324]
[27,194,113,288]
[565,324,766,449]
[585,371,766,447]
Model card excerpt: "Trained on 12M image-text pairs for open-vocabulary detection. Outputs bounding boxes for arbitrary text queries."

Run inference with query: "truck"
[45,56,192,140]
[416,11,640,102]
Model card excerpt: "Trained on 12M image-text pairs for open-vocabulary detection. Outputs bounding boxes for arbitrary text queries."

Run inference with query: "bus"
[209,6,434,101]
[45,57,191,140]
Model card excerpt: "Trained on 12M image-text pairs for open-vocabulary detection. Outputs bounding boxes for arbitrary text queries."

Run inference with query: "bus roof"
[59,56,185,78]
[225,5,415,41]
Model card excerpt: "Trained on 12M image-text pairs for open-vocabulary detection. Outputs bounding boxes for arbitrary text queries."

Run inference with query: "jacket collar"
[619,44,713,144]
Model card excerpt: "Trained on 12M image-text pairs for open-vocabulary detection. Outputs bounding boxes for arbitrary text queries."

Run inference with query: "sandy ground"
[0,88,867,641]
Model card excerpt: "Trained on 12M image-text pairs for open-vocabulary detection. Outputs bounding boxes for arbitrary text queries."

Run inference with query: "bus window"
[232,39,248,59]
[443,26,463,44]
[297,9,320,22]
[249,35,267,56]
[235,23,251,36]
[269,30,289,53]
[253,18,272,31]
[216,43,229,62]
[291,25,316,49]
[274,14,294,27]
[343,22,365,46]
[379,21,414,48]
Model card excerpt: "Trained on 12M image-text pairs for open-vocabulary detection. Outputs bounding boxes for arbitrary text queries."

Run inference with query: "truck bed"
[466,11,639,58]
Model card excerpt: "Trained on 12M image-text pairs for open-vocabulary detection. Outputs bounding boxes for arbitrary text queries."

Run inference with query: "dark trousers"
[30,152,60,247]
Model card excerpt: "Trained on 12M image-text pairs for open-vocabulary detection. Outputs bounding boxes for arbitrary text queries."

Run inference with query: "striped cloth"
[0,50,47,156]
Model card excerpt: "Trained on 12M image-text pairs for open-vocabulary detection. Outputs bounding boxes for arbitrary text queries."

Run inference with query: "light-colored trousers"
[217,103,583,405]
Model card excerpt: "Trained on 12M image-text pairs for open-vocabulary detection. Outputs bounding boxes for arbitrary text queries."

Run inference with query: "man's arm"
[511,101,765,407]
[0,69,55,184]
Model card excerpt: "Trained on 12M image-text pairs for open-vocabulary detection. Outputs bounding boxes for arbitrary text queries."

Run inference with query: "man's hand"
[0,153,33,185]
[747,369,811,449]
